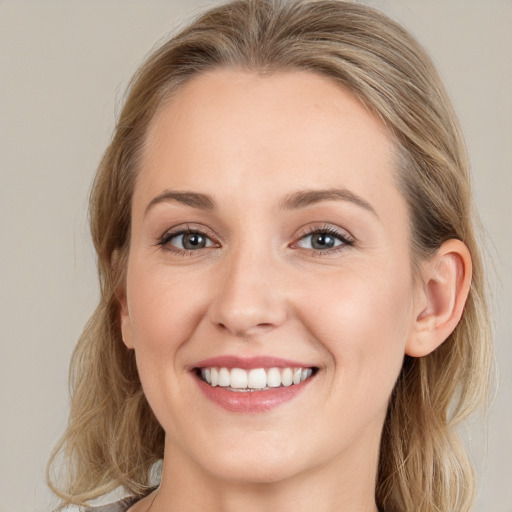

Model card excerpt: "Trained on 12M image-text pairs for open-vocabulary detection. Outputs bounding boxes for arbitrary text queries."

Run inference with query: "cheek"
[123,258,214,430]
[297,261,414,392]
[123,258,215,422]
[126,260,206,355]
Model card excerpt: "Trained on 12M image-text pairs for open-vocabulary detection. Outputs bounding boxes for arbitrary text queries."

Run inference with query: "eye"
[158,228,218,253]
[294,227,353,252]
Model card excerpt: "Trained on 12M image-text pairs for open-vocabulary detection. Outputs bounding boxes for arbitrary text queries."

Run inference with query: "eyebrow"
[280,188,377,216]
[144,187,377,217]
[145,190,215,215]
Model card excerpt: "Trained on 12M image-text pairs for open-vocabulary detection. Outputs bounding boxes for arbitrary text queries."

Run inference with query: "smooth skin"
[120,69,472,512]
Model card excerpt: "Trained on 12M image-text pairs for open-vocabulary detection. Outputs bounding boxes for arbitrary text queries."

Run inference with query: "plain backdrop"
[0,1,510,511]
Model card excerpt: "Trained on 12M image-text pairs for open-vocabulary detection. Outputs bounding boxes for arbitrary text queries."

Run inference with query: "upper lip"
[191,355,317,370]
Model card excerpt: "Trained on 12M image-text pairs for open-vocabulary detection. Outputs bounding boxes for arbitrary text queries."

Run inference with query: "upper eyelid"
[160,224,216,239]
[294,224,354,242]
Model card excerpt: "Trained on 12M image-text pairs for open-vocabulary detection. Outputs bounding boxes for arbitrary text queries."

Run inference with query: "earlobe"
[406,239,472,358]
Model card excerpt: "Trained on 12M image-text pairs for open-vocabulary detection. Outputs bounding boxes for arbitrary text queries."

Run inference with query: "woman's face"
[121,69,421,484]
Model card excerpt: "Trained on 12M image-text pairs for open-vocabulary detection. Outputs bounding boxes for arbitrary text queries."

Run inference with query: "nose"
[208,246,288,337]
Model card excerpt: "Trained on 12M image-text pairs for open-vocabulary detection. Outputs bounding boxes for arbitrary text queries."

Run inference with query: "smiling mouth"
[196,366,318,392]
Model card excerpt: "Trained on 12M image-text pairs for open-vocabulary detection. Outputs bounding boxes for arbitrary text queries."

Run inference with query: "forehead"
[136,68,401,217]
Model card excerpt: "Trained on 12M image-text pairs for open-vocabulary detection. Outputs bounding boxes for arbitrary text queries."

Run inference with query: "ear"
[113,249,135,350]
[118,286,135,350]
[406,239,472,357]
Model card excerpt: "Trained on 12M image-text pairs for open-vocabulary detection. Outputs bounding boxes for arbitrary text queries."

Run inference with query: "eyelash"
[293,225,354,256]
[157,225,219,255]
[156,224,354,256]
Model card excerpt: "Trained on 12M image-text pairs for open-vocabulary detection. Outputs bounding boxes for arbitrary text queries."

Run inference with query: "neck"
[149,437,380,512]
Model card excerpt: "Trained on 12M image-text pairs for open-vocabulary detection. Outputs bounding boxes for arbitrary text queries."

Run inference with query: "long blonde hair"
[47,1,492,510]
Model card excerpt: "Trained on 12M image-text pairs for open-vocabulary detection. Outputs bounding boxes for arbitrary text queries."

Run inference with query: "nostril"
[216,321,276,337]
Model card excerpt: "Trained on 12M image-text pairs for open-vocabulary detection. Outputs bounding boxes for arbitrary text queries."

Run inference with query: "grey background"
[0,1,510,511]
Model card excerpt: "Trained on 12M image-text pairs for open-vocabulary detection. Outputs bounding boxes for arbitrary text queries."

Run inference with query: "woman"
[47,1,492,511]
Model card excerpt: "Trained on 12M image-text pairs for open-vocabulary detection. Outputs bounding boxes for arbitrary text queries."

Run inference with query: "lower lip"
[194,374,313,413]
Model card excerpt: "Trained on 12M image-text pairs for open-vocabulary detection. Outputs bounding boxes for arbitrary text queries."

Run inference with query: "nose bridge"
[209,239,287,336]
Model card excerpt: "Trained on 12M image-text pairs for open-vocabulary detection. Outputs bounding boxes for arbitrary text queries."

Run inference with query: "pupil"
[312,233,334,249]
[183,233,205,249]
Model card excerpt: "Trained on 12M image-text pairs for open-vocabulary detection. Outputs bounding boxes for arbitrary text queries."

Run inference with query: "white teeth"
[248,368,267,389]
[281,367,293,387]
[210,367,218,386]
[218,367,230,387]
[267,367,282,388]
[230,368,248,389]
[300,368,312,382]
[199,366,315,390]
